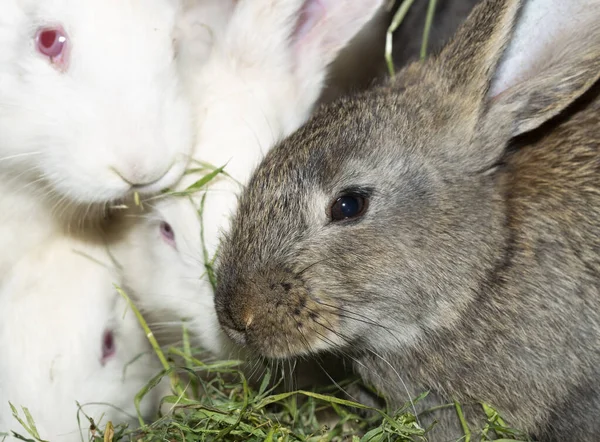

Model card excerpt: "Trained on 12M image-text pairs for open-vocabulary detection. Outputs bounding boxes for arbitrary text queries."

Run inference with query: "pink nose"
[112,162,177,193]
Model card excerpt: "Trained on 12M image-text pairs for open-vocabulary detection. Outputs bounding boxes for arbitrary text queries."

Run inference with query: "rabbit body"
[214,0,600,439]
[0,0,195,329]
[0,2,180,435]
[0,231,162,441]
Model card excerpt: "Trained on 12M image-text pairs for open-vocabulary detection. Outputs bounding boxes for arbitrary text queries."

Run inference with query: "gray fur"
[214,0,600,439]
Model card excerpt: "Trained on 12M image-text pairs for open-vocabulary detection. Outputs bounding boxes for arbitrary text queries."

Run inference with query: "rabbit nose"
[112,162,178,194]
[216,301,250,346]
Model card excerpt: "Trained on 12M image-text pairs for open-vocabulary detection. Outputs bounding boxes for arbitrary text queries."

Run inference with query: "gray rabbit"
[214,0,600,440]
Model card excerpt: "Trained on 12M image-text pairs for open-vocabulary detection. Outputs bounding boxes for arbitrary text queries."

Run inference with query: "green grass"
[4,307,530,442]
[385,0,439,77]
[5,320,530,442]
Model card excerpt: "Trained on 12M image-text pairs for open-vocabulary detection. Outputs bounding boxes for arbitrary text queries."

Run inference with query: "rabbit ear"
[435,0,523,104]
[290,0,386,83]
[223,0,385,115]
[436,0,600,170]
[477,0,600,142]
[175,0,237,66]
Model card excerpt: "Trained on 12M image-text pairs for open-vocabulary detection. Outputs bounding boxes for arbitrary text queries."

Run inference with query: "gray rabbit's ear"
[435,0,522,106]
[440,0,600,171]
[477,0,600,148]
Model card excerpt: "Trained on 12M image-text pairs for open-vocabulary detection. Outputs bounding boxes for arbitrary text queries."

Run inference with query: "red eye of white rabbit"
[101,330,116,365]
[160,221,176,246]
[35,26,69,71]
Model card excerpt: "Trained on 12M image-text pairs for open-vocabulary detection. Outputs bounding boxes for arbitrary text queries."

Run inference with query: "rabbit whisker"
[314,301,405,349]
[0,151,42,163]
[310,314,420,421]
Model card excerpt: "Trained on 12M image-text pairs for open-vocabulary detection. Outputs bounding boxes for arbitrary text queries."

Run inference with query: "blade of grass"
[198,192,218,291]
[385,0,415,77]
[115,286,170,371]
[103,421,114,442]
[420,0,437,59]
[115,284,186,419]
[8,404,47,442]
[453,399,471,442]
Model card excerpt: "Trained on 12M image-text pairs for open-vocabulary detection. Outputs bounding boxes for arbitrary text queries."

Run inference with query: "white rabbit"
[0,0,193,277]
[0,231,163,442]
[112,0,387,356]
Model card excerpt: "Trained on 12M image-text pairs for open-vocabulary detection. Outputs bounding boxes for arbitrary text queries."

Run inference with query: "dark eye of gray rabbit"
[329,193,369,222]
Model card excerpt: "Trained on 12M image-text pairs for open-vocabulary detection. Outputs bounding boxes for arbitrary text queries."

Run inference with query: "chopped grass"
[4,282,530,442]
[6,348,530,441]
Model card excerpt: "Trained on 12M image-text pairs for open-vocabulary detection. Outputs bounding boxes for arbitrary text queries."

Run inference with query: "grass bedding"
[6,316,530,442]
[6,164,530,442]
[3,1,532,441]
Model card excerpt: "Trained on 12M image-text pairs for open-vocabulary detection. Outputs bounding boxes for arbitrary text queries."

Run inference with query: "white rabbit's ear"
[289,0,386,80]
[224,0,385,110]
[175,0,237,66]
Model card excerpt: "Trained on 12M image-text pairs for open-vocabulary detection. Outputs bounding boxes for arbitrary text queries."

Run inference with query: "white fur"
[0,0,193,206]
[0,0,195,279]
[115,0,386,355]
[0,233,163,441]
[0,2,183,435]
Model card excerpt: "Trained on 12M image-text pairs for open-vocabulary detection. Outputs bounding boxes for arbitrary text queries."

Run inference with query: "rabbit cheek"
[100,329,116,366]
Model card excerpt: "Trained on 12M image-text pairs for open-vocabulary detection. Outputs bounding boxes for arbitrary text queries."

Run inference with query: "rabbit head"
[214,0,600,362]
[0,236,162,441]
[0,0,193,212]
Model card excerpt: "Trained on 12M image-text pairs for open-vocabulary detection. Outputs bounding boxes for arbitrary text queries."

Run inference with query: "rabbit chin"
[222,312,424,361]
[240,333,346,360]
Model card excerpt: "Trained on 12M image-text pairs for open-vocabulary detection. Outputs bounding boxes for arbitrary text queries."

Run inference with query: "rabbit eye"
[160,221,176,246]
[101,330,116,365]
[35,26,69,70]
[330,194,369,222]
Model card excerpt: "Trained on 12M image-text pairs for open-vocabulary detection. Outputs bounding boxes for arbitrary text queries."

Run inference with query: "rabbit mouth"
[220,318,340,360]
[219,322,248,347]
[111,160,183,196]
[215,274,343,359]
